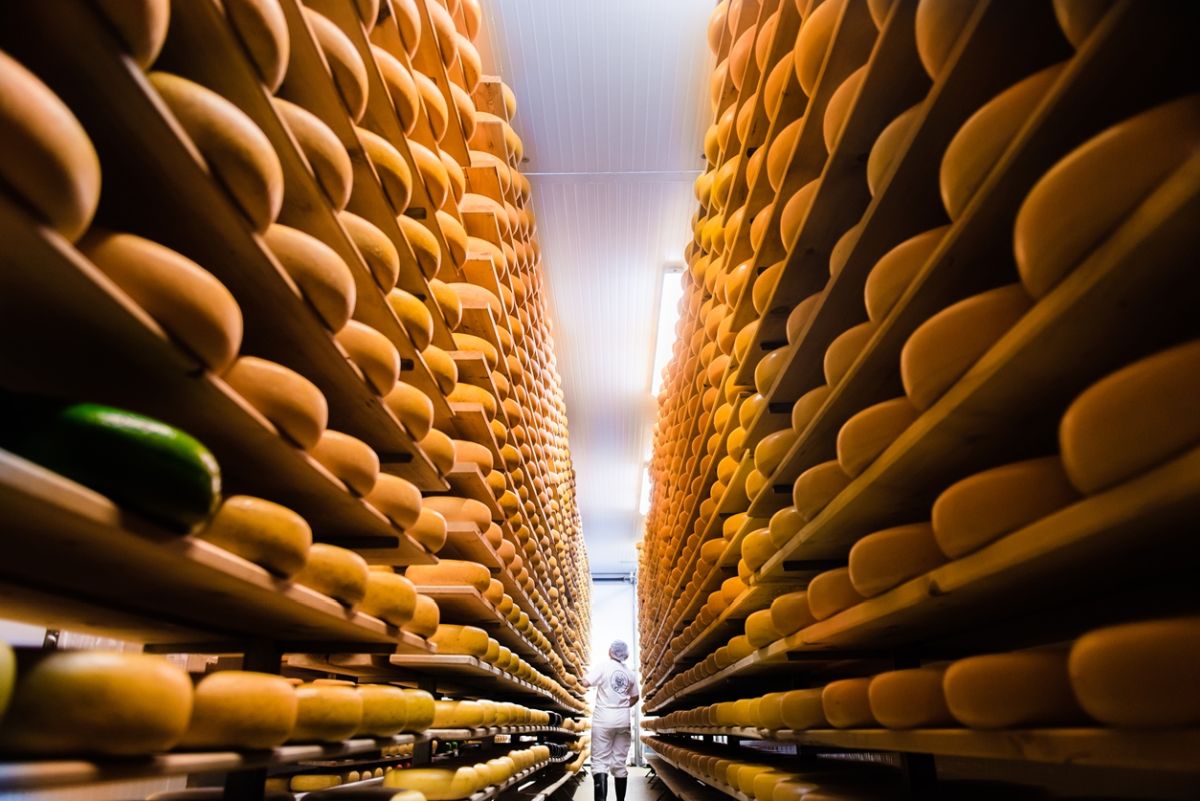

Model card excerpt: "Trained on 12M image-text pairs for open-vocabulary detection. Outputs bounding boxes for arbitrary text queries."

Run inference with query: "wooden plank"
[413,586,542,659]
[443,462,504,520]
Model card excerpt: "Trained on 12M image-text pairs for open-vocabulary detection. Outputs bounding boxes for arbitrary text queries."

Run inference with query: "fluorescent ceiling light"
[650,267,685,395]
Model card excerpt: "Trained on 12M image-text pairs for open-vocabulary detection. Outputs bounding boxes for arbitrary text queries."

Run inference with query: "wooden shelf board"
[414,585,542,660]
[444,462,505,520]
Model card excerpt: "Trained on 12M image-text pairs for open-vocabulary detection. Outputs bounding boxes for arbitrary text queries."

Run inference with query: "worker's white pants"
[590,725,631,777]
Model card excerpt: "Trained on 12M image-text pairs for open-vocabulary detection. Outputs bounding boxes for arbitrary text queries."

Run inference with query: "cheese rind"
[867,104,920,197]
[294,543,370,606]
[778,689,826,730]
[94,0,170,69]
[336,320,400,395]
[430,624,491,657]
[182,671,297,749]
[386,288,434,350]
[303,8,368,121]
[263,224,355,331]
[402,593,441,637]
[405,559,491,593]
[1052,0,1114,48]
[837,396,918,478]
[821,678,875,728]
[869,666,953,729]
[944,650,1085,729]
[792,460,851,521]
[383,382,434,441]
[361,570,418,626]
[914,0,976,78]
[310,430,379,496]
[199,495,312,577]
[848,523,944,597]
[273,97,352,210]
[806,567,863,621]
[338,211,400,291]
[744,609,783,648]
[225,356,328,449]
[794,0,847,95]
[364,474,423,530]
[823,66,865,152]
[792,385,832,434]
[291,680,363,742]
[864,226,948,324]
[357,126,412,212]
[397,214,441,279]
[824,322,875,387]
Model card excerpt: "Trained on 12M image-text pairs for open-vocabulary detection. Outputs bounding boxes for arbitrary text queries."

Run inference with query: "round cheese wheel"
[1059,341,1200,495]
[755,10,781,72]
[453,439,494,472]
[1052,0,1113,49]
[744,608,784,648]
[869,666,953,728]
[80,230,243,373]
[944,649,1085,729]
[794,0,846,95]
[722,575,748,605]
[793,459,851,521]
[309,429,379,496]
[357,126,412,212]
[382,382,433,441]
[729,26,756,92]
[780,179,819,249]
[455,34,482,93]
[914,0,976,79]
[791,384,832,434]
[752,260,783,315]
[420,428,456,473]
[708,2,729,54]
[94,0,170,70]
[291,680,363,742]
[430,623,491,656]
[900,284,1032,410]
[1015,96,1200,298]
[763,51,794,122]
[848,522,944,597]
[384,767,480,800]
[303,8,368,121]
[403,592,442,637]
[397,213,441,279]
[768,505,803,548]
[361,569,418,626]
[387,287,434,350]
[409,506,448,553]
[754,429,796,477]
[273,97,351,210]
[806,567,863,621]
[0,651,191,755]
[263,223,355,331]
[406,558,491,592]
[428,280,462,330]
[149,71,282,230]
[821,677,875,728]
[824,321,875,387]
[754,346,789,395]
[864,225,949,323]
[829,222,863,279]
[868,0,897,29]
[182,670,296,749]
[441,150,466,203]
[823,66,865,153]
[338,211,400,291]
[448,281,503,317]
[941,63,1065,220]
[0,51,101,242]
[736,92,760,147]
[836,396,918,477]
[294,543,370,606]
[424,496,491,529]
[364,473,422,529]
[356,684,411,737]
[778,689,826,730]
[440,211,470,264]
[409,140,451,209]
[199,495,312,577]
[336,320,400,395]
[867,103,920,197]
[225,356,328,449]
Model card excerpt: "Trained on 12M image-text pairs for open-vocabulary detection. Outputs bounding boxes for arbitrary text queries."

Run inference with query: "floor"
[571,767,660,801]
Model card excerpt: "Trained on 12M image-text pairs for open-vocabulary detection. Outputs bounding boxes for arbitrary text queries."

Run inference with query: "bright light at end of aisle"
[639,464,652,516]
[650,266,686,395]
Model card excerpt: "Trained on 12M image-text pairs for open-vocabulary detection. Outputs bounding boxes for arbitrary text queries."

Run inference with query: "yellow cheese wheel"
[863,225,948,323]
[744,609,784,648]
[336,320,400,395]
[869,666,953,728]
[726,634,756,663]
[944,649,1085,729]
[397,213,441,278]
[1059,341,1200,494]
[754,346,789,395]
[729,26,757,92]
[5,54,97,238]
[225,356,328,449]
[441,150,466,204]
[769,590,815,636]
[792,460,851,521]
[310,430,379,495]
[932,456,1080,558]
[829,222,863,279]
[382,382,433,441]
[80,230,243,373]
[1052,0,1113,49]
[901,284,1032,410]
[741,527,777,571]
[294,543,370,606]
[385,287,433,350]
[1016,100,1200,297]
[198,495,312,577]
[448,382,497,418]
[806,567,863,621]
[780,179,819,249]
[361,569,418,626]
[794,0,846,95]
[708,2,729,54]
[448,281,503,318]
[358,126,413,212]
[754,10,781,72]
[914,0,976,79]
[93,0,170,69]
[356,684,411,737]
[823,66,865,153]
[763,51,793,122]
[403,592,441,637]
[430,624,490,656]
[1069,617,1200,727]
[455,34,482,93]
[866,104,920,197]
[453,332,499,370]
[0,651,192,755]
[420,428,456,474]
[791,385,832,435]
[291,680,363,742]
[754,430,796,477]
[722,575,748,605]
[338,210,400,291]
[405,559,491,592]
[263,223,355,331]
[149,72,282,231]
[273,97,351,211]
[303,8,368,121]
[823,322,875,387]
[428,280,463,330]
[291,774,341,791]
[821,677,876,728]
[385,767,480,800]
[424,495,491,529]
[768,505,803,548]
[364,473,422,530]
[181,671,297,749]
[836,396,918,477]
[409,140,451,209]
[777,689,826,730]
[424,0,457,67]
[221,0,289,91]
[942,64,1065,221]
[848,522,945,597]
[453,438,494,472]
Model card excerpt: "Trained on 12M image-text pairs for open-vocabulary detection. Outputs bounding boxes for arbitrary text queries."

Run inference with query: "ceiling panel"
[477,1,712,572]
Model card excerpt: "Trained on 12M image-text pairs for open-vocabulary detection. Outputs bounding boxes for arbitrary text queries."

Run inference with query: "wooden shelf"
[444,463,505,521]
[413,585,542,660]
[646,756,733,801]
[674,582,790,665]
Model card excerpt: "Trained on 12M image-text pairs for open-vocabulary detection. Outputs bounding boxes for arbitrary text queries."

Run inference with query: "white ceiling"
[476,0,712,573]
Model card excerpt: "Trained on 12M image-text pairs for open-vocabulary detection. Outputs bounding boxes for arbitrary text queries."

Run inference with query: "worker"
[582,639,640,801]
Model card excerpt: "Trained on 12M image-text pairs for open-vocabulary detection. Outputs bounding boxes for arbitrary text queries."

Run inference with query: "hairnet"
[609,640,629,660]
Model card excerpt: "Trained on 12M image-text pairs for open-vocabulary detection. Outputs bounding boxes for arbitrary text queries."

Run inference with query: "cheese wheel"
[0,651,192,755]
[291,680,363,742]
[744,609,784,648]
[310,430,379,496]
[823,66,865,152]
[1016,98,1200,298]
[220,0,290,90]
[769,590,815,636]
[870,666,953,729]
[824,322,875,387]
[361,570,418,626]
[198,495,312,577]
[780,179,819,249]
[385,287,433,350]
[864,226,948,323]
[754,347,789,395]
[356,684,411,737]
[806,567,862,621]
[821,678,875,728]
[1052,0,1114,49]
[79,230,242,373]
[273,97,351,210]
[441,150,466,203]
[385,767,479,800]
[778,689,826,730]
[93,0,170,70]
[181,670,297,749]
[767,505,802,549]
[420,428,456,474]
[729,26,756,93]
[914,0,976,79]
[397,214,441,279]
[453,438,494,472]
[741,527,777,572]
[291,775,340,791]
[423,496,491,529]
[828,222,863,279]
[336,320,400,395]
[836,396,918,477]
[364,473,422,529]
[294,543,370,606]
[901,284,1032,410]
[1059,341,1200,494]
[338,211,400,291]
[383,382,433,441]
[225,356,328,449]
[764,51,793,121]
[358,126,413,212]
[848,523,945,597]
[942,64,1065,221]
[263,224,355,331]
[149,72,282,230]
[405,559,491,592]
[409,140,451,209]
[403,592,441,637]
[453,332,499,370]
[726,634,756,662]
[792,460,851,521]
[448,382,497,418]
[448,281,503,318]
[791,385,831,435]
[767,120,804,197]
[794,0,846,95]
[1069,617,1200,727]
[708,1,728,54]
[866,104,920,197]
[750,206,777,255]
[428,280,463,330]
[303,8,368,121]
[754,430,796,478]
[430,624,490,656]
[944,649,1085,729]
